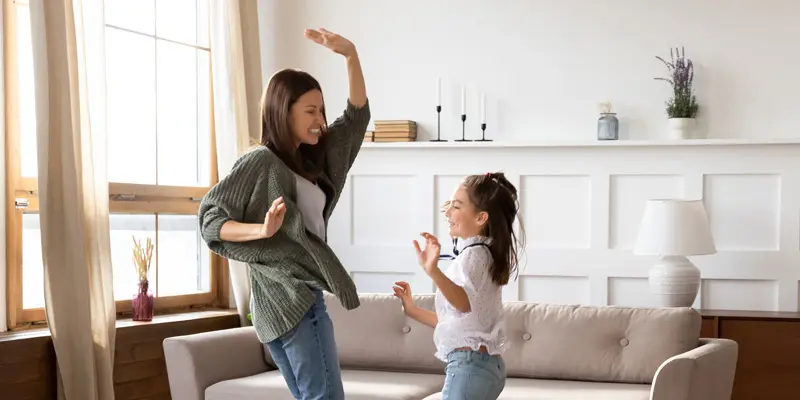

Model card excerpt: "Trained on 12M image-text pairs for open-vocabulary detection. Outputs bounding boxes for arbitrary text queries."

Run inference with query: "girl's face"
[289,89,326,147]
[443,185,488,239]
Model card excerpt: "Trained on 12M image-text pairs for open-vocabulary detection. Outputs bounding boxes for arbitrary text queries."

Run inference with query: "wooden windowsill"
[0,308,239,342]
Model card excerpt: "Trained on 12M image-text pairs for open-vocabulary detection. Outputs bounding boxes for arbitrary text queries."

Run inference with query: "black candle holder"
[430,105,446,141]
[455,114,471,142]
[475,123,492,141]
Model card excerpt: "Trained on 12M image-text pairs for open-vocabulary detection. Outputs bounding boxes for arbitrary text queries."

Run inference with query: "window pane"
[110,214,157,300]
[106,29,157,184]
[104,0,155,35]
[197,49,211,186]
[156,0,199,46]
[22,213,44,309]
[156,42,210,186]
[17,3,38,178]
[20,213,209,308]
[156,215,210,296]
[196,0,209,48]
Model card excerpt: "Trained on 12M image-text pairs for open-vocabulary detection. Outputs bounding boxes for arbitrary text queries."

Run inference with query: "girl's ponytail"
[463,172,526,285]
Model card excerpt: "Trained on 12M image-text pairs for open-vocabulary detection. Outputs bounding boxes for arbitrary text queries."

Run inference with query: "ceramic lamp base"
[649,255,701,307]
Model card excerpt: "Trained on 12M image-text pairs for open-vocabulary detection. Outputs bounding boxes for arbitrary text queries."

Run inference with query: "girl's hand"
[304,28,356,58]
[392,281,414,310]
[260,197,286,239]
[413,232,441,275]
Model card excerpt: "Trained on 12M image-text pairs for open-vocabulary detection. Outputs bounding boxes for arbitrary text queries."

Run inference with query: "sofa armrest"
[651,338,738,400]
[163,327,274,400]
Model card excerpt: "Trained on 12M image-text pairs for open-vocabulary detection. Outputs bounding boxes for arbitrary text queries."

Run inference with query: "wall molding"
[330,141,800,312]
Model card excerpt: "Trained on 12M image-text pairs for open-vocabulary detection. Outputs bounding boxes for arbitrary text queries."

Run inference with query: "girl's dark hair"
[462,172,526,285]
[260,68,328,182]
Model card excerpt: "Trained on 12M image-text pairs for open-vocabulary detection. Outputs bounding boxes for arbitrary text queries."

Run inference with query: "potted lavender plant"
[655,47,699,139]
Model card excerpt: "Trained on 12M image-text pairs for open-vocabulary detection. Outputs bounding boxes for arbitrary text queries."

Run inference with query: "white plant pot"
[648,255,701,308]
[668,118,696,139]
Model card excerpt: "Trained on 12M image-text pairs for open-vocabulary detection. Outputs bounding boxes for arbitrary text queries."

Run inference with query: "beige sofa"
[163,293,738,400]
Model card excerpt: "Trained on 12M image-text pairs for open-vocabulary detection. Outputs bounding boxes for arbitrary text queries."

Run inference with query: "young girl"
[393,172,525,400]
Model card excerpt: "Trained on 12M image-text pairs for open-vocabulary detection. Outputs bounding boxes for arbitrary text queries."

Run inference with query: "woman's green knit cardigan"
[198,99,371,343]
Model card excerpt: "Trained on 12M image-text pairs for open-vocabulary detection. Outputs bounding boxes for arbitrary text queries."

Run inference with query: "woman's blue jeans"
[264,290,345,400]
[441,349,506,400]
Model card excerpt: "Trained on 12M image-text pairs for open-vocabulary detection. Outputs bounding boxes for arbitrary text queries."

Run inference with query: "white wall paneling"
[330,140,800,312]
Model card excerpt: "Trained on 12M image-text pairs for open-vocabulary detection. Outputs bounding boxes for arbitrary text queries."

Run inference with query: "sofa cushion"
[422,377,650,399]
[205,369,445,400]
[501,302,700,384]
[337,369,444,399]
[325,292,444,373]
[206,370,291,400]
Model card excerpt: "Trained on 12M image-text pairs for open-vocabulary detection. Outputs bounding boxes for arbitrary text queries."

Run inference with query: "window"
[5,0,225,329]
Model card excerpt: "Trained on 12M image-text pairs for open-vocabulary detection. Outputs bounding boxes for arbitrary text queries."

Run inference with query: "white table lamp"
[634,199,716,307]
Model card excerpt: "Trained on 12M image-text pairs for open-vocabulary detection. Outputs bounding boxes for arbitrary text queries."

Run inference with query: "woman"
[198,28,369,399]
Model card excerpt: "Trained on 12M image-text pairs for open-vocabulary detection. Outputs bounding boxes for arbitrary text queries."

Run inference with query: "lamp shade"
[634,199,716,256]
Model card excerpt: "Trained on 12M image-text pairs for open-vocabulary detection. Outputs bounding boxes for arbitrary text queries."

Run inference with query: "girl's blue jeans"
[442,349,506,400]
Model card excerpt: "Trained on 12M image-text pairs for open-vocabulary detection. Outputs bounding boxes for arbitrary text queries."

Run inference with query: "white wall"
[258,0,800,141]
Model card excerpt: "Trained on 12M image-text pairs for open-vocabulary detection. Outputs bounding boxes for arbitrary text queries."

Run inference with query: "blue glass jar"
[597,112,619,140]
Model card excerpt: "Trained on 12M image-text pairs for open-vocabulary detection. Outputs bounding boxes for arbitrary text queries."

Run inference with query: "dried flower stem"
[132,235,154,283]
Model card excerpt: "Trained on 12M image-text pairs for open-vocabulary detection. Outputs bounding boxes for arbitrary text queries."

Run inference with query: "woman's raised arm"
[304,28,366,107]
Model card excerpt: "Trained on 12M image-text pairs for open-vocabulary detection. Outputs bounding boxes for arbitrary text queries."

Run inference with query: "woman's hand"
[392,281,414,311]
[413,232,441,275]
[305,27,366,108]
[304,28,357,58]
[260,197,286,239]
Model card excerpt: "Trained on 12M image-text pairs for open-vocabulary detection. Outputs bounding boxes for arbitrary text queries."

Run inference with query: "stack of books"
[364,120,417,142]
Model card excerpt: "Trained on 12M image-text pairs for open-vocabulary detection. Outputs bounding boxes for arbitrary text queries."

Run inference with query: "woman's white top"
[292,171,327,241]
[433,235,508,361]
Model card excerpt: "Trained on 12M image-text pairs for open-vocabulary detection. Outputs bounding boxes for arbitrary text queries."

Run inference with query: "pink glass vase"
[132,279,154,322]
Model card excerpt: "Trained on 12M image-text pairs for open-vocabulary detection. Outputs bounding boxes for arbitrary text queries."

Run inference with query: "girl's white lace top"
[433,235,508,361]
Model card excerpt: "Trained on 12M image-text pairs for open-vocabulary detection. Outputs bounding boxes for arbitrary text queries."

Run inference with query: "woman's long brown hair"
[260,69,328,182]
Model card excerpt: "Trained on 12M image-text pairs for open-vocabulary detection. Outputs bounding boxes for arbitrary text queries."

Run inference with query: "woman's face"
[289,89,326,147]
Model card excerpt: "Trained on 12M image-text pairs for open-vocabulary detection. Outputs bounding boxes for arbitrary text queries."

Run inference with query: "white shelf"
[361,138,800,149]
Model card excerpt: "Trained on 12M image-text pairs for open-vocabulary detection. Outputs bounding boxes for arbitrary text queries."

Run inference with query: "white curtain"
[29,0,115,399]
[0,2,7,334]
[210,0,263,326]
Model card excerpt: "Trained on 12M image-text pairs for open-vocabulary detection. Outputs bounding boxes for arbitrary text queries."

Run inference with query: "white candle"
[480,94,486,123]
[436,78,441,106]
[461,86,466,115]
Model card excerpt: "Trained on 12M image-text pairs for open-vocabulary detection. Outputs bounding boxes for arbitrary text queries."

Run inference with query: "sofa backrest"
[325,292,443,374]
[324,293,700,383]
[501,301,700,384]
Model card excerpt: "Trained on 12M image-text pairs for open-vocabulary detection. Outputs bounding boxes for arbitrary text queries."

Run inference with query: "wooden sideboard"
[699,309,800,400]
